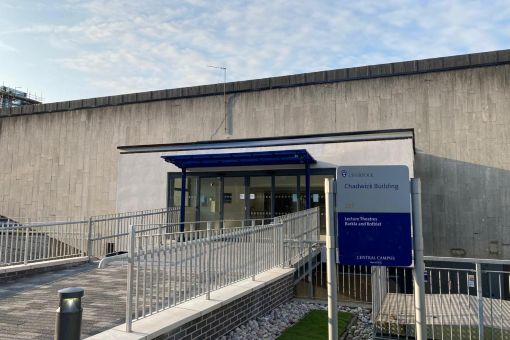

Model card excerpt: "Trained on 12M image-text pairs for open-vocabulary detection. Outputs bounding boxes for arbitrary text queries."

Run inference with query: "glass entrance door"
[223,177,246,228]
[199,177,221,229]
[249,176,272,224]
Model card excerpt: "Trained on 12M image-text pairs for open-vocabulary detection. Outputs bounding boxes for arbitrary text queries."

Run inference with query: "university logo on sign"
[337,166,412,267]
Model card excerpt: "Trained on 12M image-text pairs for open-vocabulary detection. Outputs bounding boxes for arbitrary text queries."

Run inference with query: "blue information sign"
[337,166,412,267]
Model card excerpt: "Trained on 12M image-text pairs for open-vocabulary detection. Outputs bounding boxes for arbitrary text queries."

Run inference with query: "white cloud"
[2,0,510,100]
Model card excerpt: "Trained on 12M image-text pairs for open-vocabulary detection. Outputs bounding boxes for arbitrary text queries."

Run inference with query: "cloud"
[2,0,510,100]
[0,41,17,52]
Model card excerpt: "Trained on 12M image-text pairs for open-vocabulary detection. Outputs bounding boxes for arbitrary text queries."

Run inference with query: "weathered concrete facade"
[1,50,510,258]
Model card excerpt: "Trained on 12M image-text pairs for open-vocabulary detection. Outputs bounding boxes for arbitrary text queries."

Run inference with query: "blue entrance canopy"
[162,149,316,168]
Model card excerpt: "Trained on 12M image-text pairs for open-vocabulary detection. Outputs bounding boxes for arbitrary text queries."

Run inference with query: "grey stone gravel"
[220,300,373,340]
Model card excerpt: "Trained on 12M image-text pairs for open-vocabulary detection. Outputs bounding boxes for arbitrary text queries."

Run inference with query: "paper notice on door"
[240,193,245,199]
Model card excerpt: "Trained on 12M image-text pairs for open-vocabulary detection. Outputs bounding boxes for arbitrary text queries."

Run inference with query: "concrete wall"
[1,63,510,258]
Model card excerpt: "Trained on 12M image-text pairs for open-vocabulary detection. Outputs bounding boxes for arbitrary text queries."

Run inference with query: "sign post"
[325,178,338,340]
[411,178,426,340]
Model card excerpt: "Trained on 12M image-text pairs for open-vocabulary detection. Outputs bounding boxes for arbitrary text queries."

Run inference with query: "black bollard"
[54,287,84,340]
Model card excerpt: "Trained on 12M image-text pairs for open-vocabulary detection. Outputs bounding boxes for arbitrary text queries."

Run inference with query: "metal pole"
[325,178,338,340]
[305,163,311,209]
[86,217,93,261]
[252,220,256,281]
[24,226,30,265]
[206,222,211,300]
[411,178,427,340]
[476,261,484,340]
[180,168,187,232]
[125,225,136,332]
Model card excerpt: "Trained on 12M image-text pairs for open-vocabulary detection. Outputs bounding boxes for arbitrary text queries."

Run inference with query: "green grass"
[278,310,353,340]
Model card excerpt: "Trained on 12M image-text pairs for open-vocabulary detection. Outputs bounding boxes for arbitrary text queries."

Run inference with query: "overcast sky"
[1,0,509,102]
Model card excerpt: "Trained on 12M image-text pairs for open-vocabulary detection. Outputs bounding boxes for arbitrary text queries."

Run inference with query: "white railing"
[0,221,87,267]
[124,208,320,332]
[87,207,180,258]
[0,207,180,267]
[373,256,510,339]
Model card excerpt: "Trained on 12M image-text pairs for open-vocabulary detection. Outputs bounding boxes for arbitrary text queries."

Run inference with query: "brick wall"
[154,273,293,340]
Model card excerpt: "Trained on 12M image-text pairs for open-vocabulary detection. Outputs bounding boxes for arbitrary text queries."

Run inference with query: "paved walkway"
[0,262,128,339]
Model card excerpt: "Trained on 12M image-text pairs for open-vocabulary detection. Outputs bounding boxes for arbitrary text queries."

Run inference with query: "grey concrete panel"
[81,98,96,108]
[305,71,327,83]
[69,100,83,110]
[348,66,370,78]
[326,68,348,81]
[444,55,471,68]
[21,105,34,114]
[497,49,510,62]
[234,80,253,92]
[470,51,498,64]
[121,93,137,104]
[369,63,393,77]
[252,77,270,90]
[31,104,45,114]
[46,103,57,112]
[136,91,152,102]
[289,73,306,86]
[151,90,167,100]
[393,61,417,74]
[109,95,122,105]
[95,96,110,106]
[417,57,444,72]
[270,75,290,88]
[167,88,183,98]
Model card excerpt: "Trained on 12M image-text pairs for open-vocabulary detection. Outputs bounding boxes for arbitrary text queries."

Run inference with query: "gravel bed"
[220,300,373,340]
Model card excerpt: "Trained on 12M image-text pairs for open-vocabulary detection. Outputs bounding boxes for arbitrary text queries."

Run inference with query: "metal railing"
[373,256,510,339]
[87,207,180,258]
[0,221,87,267]
[124,207,320,331]
[0,207,180,267]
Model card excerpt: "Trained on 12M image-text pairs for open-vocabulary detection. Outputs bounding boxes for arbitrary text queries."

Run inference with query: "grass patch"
[278,309,353,340]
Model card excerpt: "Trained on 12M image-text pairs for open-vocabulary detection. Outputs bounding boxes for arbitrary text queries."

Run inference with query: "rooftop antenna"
[207,65,228,134]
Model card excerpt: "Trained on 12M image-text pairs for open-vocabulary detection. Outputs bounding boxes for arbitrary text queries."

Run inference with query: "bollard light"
[55,287,84,340]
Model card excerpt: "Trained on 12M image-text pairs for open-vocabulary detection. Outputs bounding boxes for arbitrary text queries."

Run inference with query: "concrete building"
[1,49,510,259]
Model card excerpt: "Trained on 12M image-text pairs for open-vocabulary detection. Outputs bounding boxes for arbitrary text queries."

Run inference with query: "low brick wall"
[155,273,294,340]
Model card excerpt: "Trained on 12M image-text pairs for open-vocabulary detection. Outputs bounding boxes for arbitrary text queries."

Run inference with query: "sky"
[1,0,509,103]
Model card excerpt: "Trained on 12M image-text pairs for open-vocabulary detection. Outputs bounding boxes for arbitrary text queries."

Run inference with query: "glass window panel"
[300,174,334,235]
[274,176,298,216]
[199,177,221,229]
[223,177,246,228]
[249,176,272,224]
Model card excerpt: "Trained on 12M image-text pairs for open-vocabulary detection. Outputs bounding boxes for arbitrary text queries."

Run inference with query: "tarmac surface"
[0,262,127,339]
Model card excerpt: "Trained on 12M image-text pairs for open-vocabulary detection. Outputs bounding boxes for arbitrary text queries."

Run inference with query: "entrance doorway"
[168,170,334,233]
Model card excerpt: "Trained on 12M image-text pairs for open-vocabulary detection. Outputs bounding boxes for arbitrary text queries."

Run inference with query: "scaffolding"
[0,85,41,108]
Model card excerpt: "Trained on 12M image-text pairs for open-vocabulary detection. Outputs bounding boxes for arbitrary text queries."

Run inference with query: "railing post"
[86,217,93,261]
[279,220,285,268]
[476,262,484,340]
[308,243,313,298]
[24,226,30,265]
[251,220,256,281]
[125,224,136,333]
[206,222,212,300]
